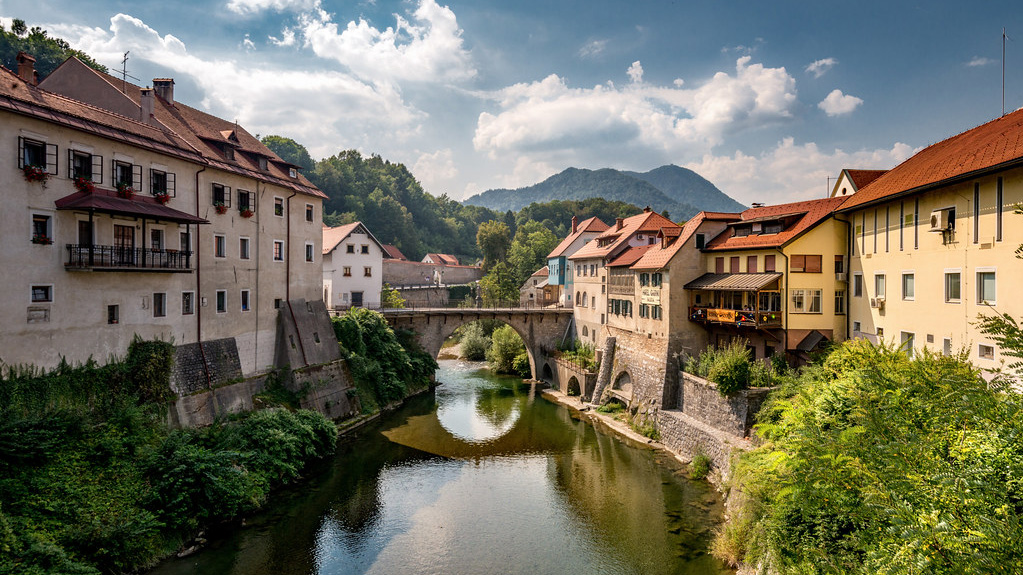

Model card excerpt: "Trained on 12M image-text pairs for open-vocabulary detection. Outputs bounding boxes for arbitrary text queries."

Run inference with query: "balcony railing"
[65,244,193,272]
[689,306,783,328]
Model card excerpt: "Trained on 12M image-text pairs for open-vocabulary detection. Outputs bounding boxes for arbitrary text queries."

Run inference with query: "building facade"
[323,222,385,309]
[546,216,609,307]
[2,55,324,384]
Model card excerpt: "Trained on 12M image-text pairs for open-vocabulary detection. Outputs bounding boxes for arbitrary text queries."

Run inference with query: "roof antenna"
[119,51,140,94]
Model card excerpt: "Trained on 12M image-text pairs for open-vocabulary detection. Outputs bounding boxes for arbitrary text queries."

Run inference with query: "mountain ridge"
[464,165,744,221]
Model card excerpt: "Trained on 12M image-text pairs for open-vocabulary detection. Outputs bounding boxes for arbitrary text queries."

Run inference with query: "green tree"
[479,261,518,305]
[0,19,107,79]
[381,284,406,309]
[476,220,511,272]
[508,221,559,286]
[260,135,314,170]
[487,325,526,374]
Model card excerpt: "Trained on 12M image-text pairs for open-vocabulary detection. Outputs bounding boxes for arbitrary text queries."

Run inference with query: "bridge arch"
[382,308,573,380]
[541,362,555,384]
[566,376,581,397]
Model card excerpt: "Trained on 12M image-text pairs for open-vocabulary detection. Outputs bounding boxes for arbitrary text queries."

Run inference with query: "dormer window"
[288,167,298,178]
[223,145,235,161]
[258,156,268,171]
[734,225,752,237]
[764,222,784,234]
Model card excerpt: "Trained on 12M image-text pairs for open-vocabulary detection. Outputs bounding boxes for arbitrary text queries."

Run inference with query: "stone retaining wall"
[679,372,773,438]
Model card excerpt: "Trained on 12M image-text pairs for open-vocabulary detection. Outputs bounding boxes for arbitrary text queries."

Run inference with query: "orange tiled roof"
[631,211,741,269]
[382,244,408,260]
[704,196,846,251]
[41,57,325,199]
[425,253,459,265]
[840,107,1023,211]
[845,169,888,190]
[547,217,610,258]
[607,245,653,267]
[568,210,675,260]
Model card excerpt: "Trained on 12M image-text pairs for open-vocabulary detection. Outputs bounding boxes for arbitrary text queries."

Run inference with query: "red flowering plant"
[214,201,228,214]
[73,176,94,193]
[115,181,135,199]
[31,235,53,245]
[23,165,48,183]
[240,208,254,218]
[153,191,171,205]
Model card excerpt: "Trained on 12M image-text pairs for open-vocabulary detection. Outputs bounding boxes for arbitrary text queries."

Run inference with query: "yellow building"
[684,197,849,362]
[839,108,1023,367]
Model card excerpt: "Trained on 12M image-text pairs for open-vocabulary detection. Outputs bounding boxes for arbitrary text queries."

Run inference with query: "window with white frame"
[237,189,254,214]
[216,290,227,313]
[273,240,284,261]
[212,183,231,208]
[901,331,915,358]
[979,344,995,360]
[31,214,52,244]
[239,237,250,260]
[182,291,194,315]
[70,149,100,182]
[791,289,822,313]
[835,290,846,314]
[977,270,996,305]
[150,169,174,197]
[902,272,914,300]
[874,274,886,299]
[944,271,961,303]
[19,137,52,171]
[274,197,284,217]
[241,289,251,311]
[153,292,167,317]
[214,234,226,258]
[853,321,861,333]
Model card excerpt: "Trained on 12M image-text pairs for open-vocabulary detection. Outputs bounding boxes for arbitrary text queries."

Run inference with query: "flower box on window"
[214,201,228,214]
[153,191,170,205]
[31,236,53,245]
[240,208,254,218]
[115,182,135,199]
[23,165,48,183]
[73,177,94,193]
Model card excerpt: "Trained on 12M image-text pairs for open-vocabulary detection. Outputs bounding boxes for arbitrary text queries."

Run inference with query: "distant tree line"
[0,19,107,78]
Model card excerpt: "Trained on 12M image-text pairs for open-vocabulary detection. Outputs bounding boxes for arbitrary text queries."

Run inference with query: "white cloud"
[967,56,994,67]
[242,34,255,51]
[805,57,836,78]
[299,0,475,84]
[52,14,423,160]
[226,0,320,16]
[413,148,458,193]
[579,39,608,58]
[474,56,798,163]
[685,138,915,205]
[818,89,863,116]
[269,28,297,47]
[627,60,643,83]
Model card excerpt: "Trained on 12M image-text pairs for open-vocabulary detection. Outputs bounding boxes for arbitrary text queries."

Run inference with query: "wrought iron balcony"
[65,244,193,272]
[688,306,783,329]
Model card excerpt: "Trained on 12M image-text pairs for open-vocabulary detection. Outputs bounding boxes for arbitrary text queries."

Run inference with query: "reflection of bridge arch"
[382,308,573,379]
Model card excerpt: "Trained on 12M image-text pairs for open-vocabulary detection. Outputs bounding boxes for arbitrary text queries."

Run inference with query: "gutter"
[193,166,215,400]
[779,249,789,351]
[832,214,852,342]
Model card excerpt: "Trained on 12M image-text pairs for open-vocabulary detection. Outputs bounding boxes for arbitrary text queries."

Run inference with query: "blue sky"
[3,0,1022,206]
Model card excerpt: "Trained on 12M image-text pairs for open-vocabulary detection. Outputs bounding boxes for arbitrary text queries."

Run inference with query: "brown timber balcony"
[688,306,783,328]
[65,244,193,272]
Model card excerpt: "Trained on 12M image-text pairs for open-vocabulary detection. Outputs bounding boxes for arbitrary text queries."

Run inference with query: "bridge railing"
[328,300,570,315]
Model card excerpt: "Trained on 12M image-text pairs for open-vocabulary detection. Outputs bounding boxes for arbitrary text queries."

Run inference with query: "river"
[149,360,733,575]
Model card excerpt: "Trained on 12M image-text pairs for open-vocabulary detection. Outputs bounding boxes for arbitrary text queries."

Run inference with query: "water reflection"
[148,360,732,575]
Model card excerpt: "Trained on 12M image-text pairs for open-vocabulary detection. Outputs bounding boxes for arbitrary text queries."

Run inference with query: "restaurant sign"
[641,287,661,305]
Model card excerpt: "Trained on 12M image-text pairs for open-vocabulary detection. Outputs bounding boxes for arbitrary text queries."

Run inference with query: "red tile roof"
[840,107,1023,211]
[382,244,408,260]
[704,196,846,251]
[547,216,610,258]
[631,211,741,269]
[425,253,459,265]
[845,169,888,190]
[569,210,675,260]
[606,245,653,268]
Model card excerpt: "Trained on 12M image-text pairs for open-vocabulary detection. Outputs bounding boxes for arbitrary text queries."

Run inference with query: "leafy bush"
[487,325,526,374]
[707,341,751,395]
[459,322,491,361]
[558,341,598,372]
[718,339,1023,573]
[690,452,712,480]
[512,353,531,378]
[596,401,625,414]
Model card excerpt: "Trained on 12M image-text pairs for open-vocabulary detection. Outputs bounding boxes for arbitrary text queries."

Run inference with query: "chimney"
[140,88,155,124]
[643,205,652,213]
[153,78,174,106]
[571,216,578,234]
[616,217,624,231]
[16,52,36,85]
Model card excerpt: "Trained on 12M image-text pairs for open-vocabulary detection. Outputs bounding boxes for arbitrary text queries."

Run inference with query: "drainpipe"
[194,166,214,394]
[833,214,852,341]
[284,191,309,366]
[778,249,789,353]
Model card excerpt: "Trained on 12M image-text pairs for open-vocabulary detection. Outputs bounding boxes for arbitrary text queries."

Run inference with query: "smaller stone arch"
[613,371,633,394]
[566,376,581,397]
[541,362,554,384]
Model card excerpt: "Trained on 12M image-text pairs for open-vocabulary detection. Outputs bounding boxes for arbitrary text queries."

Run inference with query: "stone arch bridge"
[381,307,573,378]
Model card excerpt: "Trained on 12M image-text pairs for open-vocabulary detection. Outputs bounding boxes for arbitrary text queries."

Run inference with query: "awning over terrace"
[683,272,782,292]
[55,189,209,224]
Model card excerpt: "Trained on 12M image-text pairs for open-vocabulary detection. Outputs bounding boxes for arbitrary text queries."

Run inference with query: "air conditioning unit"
[836,272,848,282]
[870,297,885,310]
[929,209,953,232]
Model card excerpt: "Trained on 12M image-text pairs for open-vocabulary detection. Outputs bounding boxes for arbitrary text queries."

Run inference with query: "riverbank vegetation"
[331,307,437,414]
[0,339,337,575]
[683,340,788,395]
[715,339,1023,574]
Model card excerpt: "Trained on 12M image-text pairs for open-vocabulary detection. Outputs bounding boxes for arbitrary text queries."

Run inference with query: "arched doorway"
[566,376,580,397]
[542,363,554,384]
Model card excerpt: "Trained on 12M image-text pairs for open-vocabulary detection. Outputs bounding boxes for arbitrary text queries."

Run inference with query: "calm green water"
[149,360,732,575]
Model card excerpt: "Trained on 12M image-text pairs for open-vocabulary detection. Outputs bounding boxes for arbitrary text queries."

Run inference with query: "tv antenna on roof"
[119,51,140,94]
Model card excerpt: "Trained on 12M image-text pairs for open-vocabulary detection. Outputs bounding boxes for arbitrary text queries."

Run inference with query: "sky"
[3,0,1023,207]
